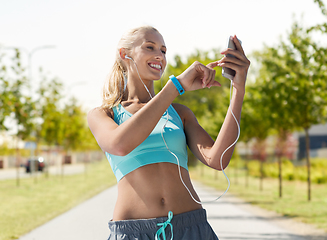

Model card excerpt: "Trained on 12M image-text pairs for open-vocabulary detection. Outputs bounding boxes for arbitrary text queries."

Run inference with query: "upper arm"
[87,107,124,155]
[172,104,214,166]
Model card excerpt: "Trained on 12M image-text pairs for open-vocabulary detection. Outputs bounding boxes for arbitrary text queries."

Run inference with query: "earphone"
[125,55,132,60]
[125,53,240,204]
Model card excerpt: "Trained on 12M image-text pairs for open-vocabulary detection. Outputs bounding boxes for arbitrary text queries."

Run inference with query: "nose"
[155,50,165,60]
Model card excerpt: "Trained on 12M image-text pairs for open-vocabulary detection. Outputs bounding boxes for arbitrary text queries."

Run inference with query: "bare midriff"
[112,162,202,221]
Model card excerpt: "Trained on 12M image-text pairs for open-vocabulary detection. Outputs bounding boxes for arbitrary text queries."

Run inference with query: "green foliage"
[0,52,13,131]
[255,21,327,131]
[0,141,16,156]
[0,48,99,155]
[0,49,36,140]
[247,158,327,184]
[36,73,65,148]
[313,0,327,17]
[62,97,88,151]
[157,49,229,138]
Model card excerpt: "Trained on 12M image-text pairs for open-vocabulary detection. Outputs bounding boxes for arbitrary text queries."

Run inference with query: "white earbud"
[125,55,132,60]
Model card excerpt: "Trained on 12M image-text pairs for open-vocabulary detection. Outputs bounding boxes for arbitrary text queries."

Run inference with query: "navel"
[161,198,165,205]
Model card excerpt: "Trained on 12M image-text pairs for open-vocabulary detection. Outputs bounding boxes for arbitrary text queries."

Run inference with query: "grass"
[190,164,327,232]
[0,159,116,240]
[2,159,326,239]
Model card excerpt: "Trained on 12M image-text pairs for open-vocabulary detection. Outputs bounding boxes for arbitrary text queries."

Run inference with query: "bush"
[247,160,261,177]
[245,157,327,184]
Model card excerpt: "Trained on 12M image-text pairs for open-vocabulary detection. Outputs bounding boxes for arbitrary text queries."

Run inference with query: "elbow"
[109,146,130,156]
[105,141,132,156]
[211,162,229,171]
[208,155,231,171]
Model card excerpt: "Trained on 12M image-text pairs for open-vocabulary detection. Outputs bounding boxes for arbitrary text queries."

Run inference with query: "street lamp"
[28,45,56,95]
[2,45,56,96]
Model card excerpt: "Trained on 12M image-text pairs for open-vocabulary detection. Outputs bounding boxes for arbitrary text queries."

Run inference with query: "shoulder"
[171,103,198,126]
[87,106,114,122]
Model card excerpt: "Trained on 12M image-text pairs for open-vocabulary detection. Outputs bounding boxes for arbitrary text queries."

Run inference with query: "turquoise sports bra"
[105,104,188,182]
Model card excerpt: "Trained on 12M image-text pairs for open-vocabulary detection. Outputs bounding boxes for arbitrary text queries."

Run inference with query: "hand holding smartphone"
[222,36,242,80]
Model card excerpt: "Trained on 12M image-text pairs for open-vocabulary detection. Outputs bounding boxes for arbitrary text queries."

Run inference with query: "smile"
[149,63,162,70]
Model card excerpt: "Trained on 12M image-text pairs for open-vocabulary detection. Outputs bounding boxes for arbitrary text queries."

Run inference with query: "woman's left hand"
[218,35,250,91]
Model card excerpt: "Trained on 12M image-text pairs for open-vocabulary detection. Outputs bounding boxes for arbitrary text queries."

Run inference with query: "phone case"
[222,36,242,80]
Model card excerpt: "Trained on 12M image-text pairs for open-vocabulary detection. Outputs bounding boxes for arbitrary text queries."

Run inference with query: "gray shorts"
[108,208,218,240]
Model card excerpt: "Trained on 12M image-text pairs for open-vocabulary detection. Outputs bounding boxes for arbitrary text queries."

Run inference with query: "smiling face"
[129,30,167,81]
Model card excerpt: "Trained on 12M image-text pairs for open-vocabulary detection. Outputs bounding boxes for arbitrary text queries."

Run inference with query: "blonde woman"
[88,26,250,240]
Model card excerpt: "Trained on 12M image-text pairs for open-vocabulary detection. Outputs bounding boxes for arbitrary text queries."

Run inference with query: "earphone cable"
[127,57,240,204]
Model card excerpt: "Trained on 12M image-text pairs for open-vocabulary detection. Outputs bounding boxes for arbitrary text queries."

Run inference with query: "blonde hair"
[101,26,159,110]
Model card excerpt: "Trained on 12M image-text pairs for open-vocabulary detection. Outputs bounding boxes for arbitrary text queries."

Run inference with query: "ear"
[119,48,128,60]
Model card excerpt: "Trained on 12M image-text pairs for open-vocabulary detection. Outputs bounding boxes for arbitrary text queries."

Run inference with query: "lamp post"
[2,45,55,185]
[28,45,56,94]
[3,45,56,96]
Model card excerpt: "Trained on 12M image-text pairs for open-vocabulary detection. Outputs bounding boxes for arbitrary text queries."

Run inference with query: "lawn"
[0,160,116,240]
[190,165,327,232]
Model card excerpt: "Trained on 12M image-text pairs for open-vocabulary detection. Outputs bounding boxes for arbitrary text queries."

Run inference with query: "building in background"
[297,124,327,160]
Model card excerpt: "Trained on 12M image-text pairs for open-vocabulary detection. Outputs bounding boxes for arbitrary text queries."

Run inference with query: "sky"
[0,0,326,112]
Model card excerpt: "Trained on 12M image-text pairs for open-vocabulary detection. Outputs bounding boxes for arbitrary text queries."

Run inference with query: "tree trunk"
[46,145,51,178]
[234,158,238,185]
[278,155,282,198]
[16,143,20,187]
[245,142,249,188]
[305,128,311,201]
[260,160,263,191]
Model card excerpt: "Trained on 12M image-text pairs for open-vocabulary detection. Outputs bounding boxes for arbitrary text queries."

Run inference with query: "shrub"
[245,157,327,184]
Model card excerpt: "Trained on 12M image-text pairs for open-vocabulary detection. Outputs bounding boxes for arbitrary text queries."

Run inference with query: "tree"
[36,72,64,176]
[5,49,36,186]
[158,49,229,139]
[62,97,87,153]
[0,51,13,131]
[239,82,272,188]
[255,19,327,200]
[156,49,233,168]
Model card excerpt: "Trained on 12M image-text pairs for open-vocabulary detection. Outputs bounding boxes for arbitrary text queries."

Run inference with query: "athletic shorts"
[108,208,218,240]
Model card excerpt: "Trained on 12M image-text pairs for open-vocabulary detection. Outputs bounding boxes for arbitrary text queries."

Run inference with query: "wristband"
[169,75,185,95]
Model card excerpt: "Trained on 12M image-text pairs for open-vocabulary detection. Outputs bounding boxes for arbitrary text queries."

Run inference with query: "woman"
[88,26,250,240]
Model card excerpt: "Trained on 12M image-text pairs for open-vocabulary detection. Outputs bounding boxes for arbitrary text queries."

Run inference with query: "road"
[0,164,86,180]
[18,181,327,240]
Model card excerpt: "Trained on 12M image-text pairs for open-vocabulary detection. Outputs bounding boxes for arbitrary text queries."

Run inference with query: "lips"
[148,62,162,71]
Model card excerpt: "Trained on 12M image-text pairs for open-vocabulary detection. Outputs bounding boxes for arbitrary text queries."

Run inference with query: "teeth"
[149,63,161,69]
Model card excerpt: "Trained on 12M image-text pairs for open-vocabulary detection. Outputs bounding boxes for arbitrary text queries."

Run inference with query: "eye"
[147,46,154,50]
[161,50,166,54]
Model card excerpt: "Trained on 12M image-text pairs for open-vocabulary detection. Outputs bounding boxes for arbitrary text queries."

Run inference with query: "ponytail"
[101,58,127,110]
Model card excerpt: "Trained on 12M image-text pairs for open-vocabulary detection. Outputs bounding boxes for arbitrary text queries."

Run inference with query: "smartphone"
[222,36,242,80]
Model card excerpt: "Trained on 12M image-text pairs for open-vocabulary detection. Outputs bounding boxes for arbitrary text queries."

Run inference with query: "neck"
[124,76,155,104]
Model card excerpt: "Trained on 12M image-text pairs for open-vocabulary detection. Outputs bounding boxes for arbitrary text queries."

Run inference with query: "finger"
[221,48,247,62]
[204,69,214,88]
[219,55,247,67]
[233,35,245,55]
[218,62,242,73]
[211,81,221,87]
[206,61,219,69]
[207,72,221,88]
[204,68,216,88]
[197,64,209,87]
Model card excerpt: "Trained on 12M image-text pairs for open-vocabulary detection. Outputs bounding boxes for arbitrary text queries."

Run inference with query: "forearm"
[207,87,245,169]
[109,81,179,155]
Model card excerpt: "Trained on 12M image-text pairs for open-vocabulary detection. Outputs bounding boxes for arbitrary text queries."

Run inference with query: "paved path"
[0,164,86,180]
[19,181,327,240]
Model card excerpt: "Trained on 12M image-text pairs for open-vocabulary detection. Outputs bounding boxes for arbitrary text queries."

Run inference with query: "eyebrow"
[145,40,166,49]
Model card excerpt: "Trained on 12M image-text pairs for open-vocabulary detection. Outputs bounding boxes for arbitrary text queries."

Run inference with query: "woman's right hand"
[176,61,221,91]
